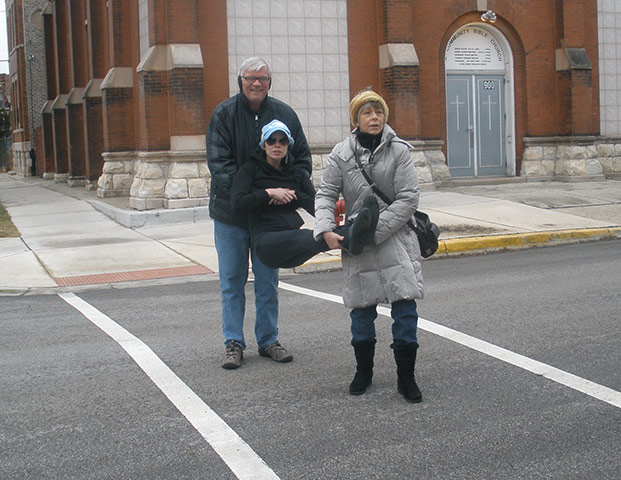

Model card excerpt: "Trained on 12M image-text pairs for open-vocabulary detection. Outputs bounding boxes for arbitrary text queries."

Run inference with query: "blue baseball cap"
[259,119,295,148]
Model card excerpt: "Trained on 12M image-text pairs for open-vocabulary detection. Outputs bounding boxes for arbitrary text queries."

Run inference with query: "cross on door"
[450,95,465,130]
[482,94,497,130]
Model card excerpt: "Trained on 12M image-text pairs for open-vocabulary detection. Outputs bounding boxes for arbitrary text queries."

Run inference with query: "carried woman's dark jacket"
[231,148,315,241]
[207,93,312,227]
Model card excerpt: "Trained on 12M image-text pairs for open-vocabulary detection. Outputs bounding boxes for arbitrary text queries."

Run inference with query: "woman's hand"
[266,188,297,205]
[322,231,344,250]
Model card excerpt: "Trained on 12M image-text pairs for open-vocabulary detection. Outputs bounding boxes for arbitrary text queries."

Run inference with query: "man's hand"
[266,188,297,205]
[323,231,344,250]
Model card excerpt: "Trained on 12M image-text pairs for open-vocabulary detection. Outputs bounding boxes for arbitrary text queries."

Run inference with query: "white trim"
[170,135,206,152]
[101,67,134,89]
[66,88,86,105]
[379,43,419,68]
[476,0,488,11]
[137,44,204,72]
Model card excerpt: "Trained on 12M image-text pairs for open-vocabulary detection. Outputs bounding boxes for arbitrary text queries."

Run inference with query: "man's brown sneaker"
[221,342,243,369]
[258,341,293,363]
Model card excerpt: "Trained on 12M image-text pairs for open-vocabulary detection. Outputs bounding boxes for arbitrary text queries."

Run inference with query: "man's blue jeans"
[350,299,419,345]
[214,220,279,350]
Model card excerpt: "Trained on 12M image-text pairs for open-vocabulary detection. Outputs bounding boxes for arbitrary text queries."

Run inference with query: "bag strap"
[353,146,418,231]
[353,148,390,204]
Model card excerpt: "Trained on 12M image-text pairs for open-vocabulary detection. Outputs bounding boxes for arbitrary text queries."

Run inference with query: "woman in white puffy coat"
[314,90,424,403]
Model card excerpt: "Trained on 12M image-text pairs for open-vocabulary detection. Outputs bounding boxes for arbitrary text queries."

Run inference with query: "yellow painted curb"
[291,227,621,271]
[293,256,343,273]
[438,227,621,255]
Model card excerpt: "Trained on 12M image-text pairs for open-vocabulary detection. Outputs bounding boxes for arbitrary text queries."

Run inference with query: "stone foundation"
[597,139,621,178]
[128,151,209,211]
[11,141,32,177]
[521,136,621,180]
[67,176,86,187]
[91,135,621,212]
[97,149,209,211]
[409,140,452,185]
[95,140,450,211]
[97,151,137,197]
[309,140,450,189]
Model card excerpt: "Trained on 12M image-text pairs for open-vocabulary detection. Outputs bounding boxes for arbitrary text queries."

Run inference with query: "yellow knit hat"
[349,90,389,127]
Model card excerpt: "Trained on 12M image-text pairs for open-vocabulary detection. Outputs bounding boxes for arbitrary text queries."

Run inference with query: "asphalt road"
[2,240,620,479]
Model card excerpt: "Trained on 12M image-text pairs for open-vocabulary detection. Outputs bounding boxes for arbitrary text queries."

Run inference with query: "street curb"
[3,228,619,293]
[437,227,621,256]
[87,199,210,229]
[292,256,345,274]
[293,227,621,272]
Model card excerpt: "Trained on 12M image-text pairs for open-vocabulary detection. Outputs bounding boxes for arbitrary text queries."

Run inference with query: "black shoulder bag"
[353,148,440,258]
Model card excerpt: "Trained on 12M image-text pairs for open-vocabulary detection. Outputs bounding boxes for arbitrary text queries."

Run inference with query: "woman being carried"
[231,119,379,269]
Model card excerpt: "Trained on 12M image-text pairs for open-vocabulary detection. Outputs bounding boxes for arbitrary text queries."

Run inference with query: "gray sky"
[1,8,8,74]
[0,8,9,73]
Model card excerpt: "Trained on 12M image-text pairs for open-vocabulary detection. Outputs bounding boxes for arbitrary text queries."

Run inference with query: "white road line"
[58,292,280,480]
[279,282,621,409]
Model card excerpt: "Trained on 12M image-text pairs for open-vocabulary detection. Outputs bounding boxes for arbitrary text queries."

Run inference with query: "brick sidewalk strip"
[54,265,213,287]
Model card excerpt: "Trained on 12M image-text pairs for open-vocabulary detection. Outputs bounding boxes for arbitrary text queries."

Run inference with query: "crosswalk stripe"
[279,281,621,409]
[59,292,280,480]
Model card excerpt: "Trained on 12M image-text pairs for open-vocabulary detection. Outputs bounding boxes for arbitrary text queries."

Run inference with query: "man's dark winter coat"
[206,93,312,226]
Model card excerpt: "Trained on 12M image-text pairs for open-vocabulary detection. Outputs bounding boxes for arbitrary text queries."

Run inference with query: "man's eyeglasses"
[266,136,289,146]
[242,76,271,84]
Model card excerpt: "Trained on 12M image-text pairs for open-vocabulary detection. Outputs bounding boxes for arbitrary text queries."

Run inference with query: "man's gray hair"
[238,57,272,77]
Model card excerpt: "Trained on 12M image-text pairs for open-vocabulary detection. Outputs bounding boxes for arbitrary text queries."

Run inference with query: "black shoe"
[342,195,379,255]
[392,342,423,403]
[357,195,380,246]
[397,376,422,403]
[349,370,373,395]
[349,339,376,395]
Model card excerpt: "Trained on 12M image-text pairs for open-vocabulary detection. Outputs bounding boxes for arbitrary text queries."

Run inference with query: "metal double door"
[446,74,506,177]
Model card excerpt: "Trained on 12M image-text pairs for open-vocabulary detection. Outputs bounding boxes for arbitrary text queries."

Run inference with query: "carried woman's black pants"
[252,195,380,269]
[253,229,331,269]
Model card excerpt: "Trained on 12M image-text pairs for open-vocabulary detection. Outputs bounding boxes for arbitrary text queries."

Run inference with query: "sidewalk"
[1,173,620,294]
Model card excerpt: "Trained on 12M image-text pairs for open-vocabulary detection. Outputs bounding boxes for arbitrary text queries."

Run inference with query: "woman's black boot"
[349,339,376,395]
[392,342,422,403]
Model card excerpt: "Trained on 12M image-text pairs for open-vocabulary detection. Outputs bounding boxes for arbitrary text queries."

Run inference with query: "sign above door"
[445,26,505,71]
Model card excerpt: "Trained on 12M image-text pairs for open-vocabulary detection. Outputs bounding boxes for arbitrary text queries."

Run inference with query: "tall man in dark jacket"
[206,57,312,369]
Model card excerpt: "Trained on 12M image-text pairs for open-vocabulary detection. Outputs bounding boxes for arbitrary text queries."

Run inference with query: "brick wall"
[102,86,136,152]
[87,0,109,79]
[169,69,206,136]
[137,69,170,151]
[84,84,104,183]
[9,0,613,191]
[199,0,228,118]
[346,0,599,174]
[346,0,381,98]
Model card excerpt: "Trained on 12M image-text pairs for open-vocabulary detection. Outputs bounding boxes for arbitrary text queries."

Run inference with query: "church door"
[445,25,511,177]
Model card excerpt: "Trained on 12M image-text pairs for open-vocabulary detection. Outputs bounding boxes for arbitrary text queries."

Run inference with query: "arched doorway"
[445,24,515,177]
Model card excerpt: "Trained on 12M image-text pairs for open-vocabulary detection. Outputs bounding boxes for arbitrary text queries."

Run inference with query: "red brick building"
[6,0,619,210]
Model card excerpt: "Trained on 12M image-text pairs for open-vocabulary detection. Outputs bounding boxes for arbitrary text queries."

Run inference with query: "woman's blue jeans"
[214,220,279,350]
[350,299,419,344]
